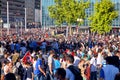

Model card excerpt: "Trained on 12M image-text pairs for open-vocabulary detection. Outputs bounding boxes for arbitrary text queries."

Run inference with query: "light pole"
[0,18,3,36]
[77,18,83,34]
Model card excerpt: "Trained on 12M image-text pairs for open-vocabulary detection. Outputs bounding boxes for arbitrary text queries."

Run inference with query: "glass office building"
[42,0,54,27]
[41,0,120,28]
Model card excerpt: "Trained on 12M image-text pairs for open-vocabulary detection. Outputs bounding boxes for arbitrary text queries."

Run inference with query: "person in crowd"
[34,54,46,80]
[41,39,47,54]
[26,62,34,80]
[53,54,61,74]
[74,52,80,66]
[4,60,11,75]
[4,73,16,80]
[51,40,59,54]
[48,50,55,76]
[90,54,98,80]
[65,54,75,80]
[78,59,86,80]
[54,68,66,80]
[99,56,119,80]
[115,73,120,80]
[0,28,120,80]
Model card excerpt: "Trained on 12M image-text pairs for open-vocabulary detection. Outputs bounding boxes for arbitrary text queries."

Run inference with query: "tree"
[48,0,64,26]
[89,0,118,34]
[48,0,89,35]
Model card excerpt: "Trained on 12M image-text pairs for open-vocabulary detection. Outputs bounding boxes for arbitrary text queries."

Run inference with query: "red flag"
[22,51,32,64]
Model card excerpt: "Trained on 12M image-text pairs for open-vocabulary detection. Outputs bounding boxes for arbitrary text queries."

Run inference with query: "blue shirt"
[15,43,20,52]
[10,43,15,51]
[54,59,60,73]
[34,58,42,75]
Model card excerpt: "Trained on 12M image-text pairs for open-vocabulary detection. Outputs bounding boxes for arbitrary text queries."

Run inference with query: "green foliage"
[89,0,118,34]
[48,0,90,26]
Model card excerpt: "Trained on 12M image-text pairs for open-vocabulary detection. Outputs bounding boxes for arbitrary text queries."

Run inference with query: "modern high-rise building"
[41,0,120,28]
[35,0,41,27]
[42,0,54,27]
[0,0,25,24]
[25,0,35,24]
[0,0,36,28]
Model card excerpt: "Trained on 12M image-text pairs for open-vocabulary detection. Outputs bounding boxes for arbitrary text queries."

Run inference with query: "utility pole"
[7,1,10,35]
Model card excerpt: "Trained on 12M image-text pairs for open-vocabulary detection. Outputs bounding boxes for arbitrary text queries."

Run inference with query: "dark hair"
[39,54,42,58]
[66,54,74,63]
[105,56,113,65]
[49,50,55,55]
[98,48,102,53]
[112,56,119,68]
[56,68,66,79]
[115,73,120,80]
[33,55,38,60]
[4,73,16,80]
[53,55,59,59]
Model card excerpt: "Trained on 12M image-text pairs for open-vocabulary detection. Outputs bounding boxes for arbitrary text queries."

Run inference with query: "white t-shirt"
[4,65,10,75]
[97,53,103,65]
[33,61,36,70]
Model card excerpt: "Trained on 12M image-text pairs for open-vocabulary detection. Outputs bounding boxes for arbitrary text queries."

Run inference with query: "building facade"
[25,0,35,25]
[35,0,41,28]
[41,0,120,28]
[0,0,36,28]
[0,0,25,25]
[42,0,54,27]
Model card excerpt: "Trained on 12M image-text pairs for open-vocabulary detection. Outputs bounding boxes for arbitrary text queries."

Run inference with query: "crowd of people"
[0,28,120,80]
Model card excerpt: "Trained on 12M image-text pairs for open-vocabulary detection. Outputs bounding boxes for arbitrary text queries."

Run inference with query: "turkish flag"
[22,51,32,64]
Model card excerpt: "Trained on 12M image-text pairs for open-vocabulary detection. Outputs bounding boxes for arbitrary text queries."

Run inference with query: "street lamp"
[77,18,83,33]
[0,18,3,36]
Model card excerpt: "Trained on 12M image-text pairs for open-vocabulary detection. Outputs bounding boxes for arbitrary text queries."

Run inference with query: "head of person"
[115,73,120,80]
[4,73,16,80]
[55,68,66,80]
[66,54,74,64]
[78,59,85,68]
[98,48,102,53]
[4,60,10,66]
[25,61,31,67]
[105,56,113,65]
[38,54,43,59]
[114,50,120,58]
[49,50,55,57]
[33,55,38,61]
[112,56,119,68]
[53,54,59,60]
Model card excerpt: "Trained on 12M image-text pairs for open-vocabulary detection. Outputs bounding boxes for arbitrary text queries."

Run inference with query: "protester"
[99,56,119,80]
[0,28,120,80]
[54,68,66,80]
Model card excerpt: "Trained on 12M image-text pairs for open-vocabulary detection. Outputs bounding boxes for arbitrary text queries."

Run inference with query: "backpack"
[68,65,83,80]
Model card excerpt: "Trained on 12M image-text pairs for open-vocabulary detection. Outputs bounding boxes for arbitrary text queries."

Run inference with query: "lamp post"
[77,18,83,34]
[0,18,3,36]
